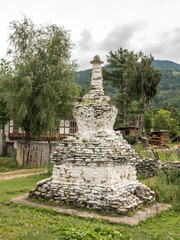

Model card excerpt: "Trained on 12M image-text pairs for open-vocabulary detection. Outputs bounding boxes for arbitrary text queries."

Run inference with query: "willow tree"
[0,59,12,131]
[0,59,12,156]
[6,16,78,140]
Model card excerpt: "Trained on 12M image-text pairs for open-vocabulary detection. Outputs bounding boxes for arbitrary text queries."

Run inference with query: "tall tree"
[5,16,79,140]
[103,48,137,124]
[139,54,162,112]
[0,59,12,156]
[154,109,179,138]
[0,59,12,133]
[125,52,162,112]
[103,48,161,127]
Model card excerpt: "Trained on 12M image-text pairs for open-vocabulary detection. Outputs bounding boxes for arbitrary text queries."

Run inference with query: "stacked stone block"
[136,158,180,178]
[30,55,155,214]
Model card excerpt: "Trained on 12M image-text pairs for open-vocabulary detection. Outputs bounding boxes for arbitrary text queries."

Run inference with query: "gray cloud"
[143,28,180,63]
[78,28,95,51]
[76,23,180,70]
[99,21,146,51]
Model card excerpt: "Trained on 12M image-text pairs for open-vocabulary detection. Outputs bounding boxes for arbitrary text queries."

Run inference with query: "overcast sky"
[0,0,180,70]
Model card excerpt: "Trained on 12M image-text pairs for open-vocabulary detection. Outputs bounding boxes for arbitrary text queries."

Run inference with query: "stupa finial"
[90,55,104,65]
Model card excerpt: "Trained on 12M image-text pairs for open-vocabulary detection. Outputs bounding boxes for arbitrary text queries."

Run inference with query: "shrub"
[46,162,54,175]
[154,109,179,138]
[142,168,180,211]
[0,157,22,172]
[124,135,138,145]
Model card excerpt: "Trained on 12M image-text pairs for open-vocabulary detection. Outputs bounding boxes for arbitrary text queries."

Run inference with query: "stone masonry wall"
[136,158,180,178]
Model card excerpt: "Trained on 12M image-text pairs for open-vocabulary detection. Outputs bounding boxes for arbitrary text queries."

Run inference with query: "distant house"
[0,116,78,165]
[149,130,169,146]
[8,116,78,142]
[0,123,14,157]
[114,126,139,136]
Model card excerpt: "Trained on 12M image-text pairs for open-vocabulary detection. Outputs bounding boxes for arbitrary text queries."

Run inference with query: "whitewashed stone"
[30,55,155,213]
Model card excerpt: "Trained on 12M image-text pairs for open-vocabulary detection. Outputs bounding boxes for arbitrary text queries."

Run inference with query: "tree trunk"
[2,122,7,157]
[48,139,51,163]
[126,101,130,124]
[143,95,149,113]
[120,87,126,123]
[25,131,30,166]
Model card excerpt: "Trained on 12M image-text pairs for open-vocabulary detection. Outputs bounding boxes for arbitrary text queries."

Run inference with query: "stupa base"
[30,178,155,214]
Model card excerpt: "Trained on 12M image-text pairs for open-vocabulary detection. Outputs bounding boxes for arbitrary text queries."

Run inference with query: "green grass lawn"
[0,157,52,173]
[0,157,48,172]
[134,143,180,162]
[0,173,180,240]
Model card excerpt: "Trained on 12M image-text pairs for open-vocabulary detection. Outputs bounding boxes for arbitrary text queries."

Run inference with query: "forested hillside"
[74,60,180,112]
[152,60,180,111]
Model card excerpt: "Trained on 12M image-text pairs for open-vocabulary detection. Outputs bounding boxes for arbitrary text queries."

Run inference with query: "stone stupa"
[30,55,155,214]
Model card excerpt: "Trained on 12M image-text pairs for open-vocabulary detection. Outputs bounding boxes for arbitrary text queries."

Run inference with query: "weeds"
[142,168,180,211]
[45,162,54,175]
[134,142,144,156]
[134,143,180,162]
[0,157,22,172]
[0,174,180,239]
[0,157,50,173]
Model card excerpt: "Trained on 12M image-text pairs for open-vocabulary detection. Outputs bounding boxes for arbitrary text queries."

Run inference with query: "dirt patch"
[0,169,48,180]
[11,193,171,226]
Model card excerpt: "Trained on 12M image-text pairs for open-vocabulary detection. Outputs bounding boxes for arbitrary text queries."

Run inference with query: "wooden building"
[149,130,169,146]
[9,117,78,141]
[114,126,139,136]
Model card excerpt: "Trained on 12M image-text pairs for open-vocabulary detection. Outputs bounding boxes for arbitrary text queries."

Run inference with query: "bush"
[134,142,144,155]
[143,110,153,135]
[0,157,22,172]
[46,162,54,175]
[154,109,179,138]
[134,143,180,162]
[124,135,138,145]
[142,168,180,211]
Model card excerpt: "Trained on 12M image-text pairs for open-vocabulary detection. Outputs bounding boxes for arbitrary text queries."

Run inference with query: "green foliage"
[142,169,180,210]
[45,162,54,175]
[152,60,180,122]
[143,110,153,135]
[0,59,12,129]
[125,52,161,104]
[0,174,180,239]
[4,16,79,138]
[152,60,180,72]
[0,157,22,172]
[134,142,180,162]
[103,48,136,124]
[157,150,180,162]
[162,101,180,122]
[123,135,138,145]
[0,157,47,172]
[77,59,180,130]
[74,68,117,94]
[134,142,145,156]
[74,69,91,90]
[51,225,131,240]
[102,48,161,126]
[154,109,179,137]
[79,86,87,98]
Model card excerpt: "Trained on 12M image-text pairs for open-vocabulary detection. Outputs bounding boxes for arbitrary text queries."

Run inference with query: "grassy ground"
[0,173,180,240]
[0,157,48,172]
[134,142,180,162]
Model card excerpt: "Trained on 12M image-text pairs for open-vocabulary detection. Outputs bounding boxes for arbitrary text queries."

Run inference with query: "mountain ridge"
[74,60,180,112]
